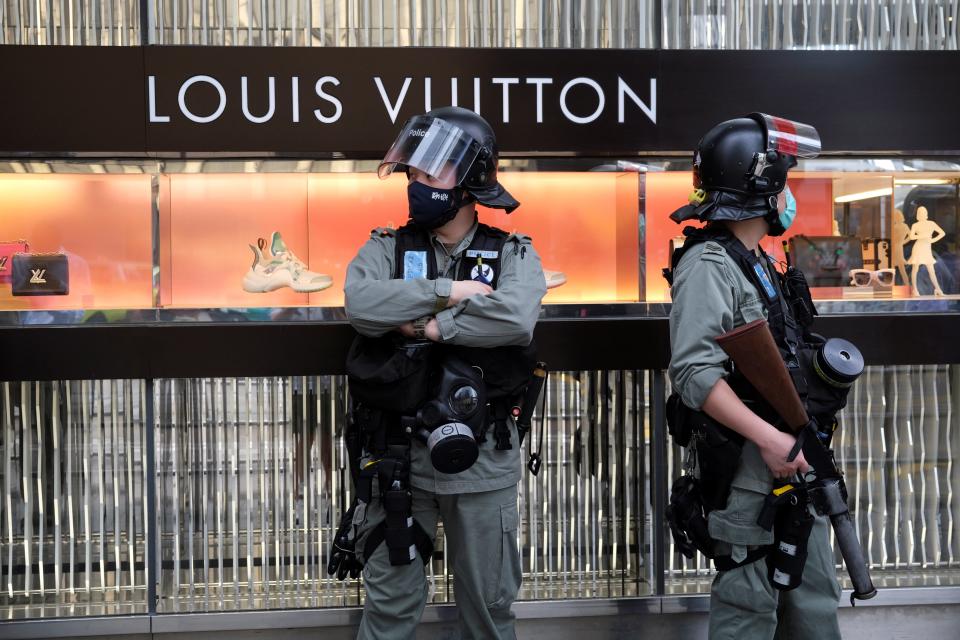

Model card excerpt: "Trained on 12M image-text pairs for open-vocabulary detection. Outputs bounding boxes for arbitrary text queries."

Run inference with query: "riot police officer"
[332,106,546,639]
[665,114,843,639]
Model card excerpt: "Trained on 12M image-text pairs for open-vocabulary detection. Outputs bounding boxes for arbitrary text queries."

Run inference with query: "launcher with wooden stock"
[715,319,877,603]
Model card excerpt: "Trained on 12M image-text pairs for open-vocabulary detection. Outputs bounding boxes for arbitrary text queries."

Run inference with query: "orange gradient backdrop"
[168,173,311,308]
[0,171,836,310]
[0,174,153,310]
[645,173,835,301]
[169,171,640,308]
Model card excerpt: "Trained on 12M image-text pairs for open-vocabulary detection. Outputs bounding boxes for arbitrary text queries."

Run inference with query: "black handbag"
[11,253,70,296]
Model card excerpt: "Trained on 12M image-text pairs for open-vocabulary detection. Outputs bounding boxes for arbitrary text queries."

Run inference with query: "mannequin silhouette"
[907,206,946,296]
[891,209,910,286]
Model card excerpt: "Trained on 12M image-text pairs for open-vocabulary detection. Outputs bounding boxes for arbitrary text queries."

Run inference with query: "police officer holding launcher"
[331,106,546,639]
[665,114,844,639]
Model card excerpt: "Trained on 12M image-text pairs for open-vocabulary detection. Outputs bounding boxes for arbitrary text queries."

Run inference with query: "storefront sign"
[1,46,958,155]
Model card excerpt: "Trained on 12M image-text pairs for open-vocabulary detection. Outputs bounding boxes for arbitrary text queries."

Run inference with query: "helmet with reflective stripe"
[694,113,820,198]
[670,113,820,226]
[379,106,520,213]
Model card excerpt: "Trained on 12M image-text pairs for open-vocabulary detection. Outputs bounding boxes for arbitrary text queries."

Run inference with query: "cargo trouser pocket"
[712,559,777,615]
[484,502,521,608]
[707,485,774,548]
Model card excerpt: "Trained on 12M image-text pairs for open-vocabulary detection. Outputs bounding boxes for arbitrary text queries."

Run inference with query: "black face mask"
[408,181,463,229]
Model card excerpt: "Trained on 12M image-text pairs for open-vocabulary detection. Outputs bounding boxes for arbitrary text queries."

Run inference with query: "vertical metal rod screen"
[2,366,959,618]
[3,1,956,49]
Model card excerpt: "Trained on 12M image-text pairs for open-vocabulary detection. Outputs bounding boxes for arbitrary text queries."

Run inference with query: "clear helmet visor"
[757,113,821,158]
[378,115,482,186]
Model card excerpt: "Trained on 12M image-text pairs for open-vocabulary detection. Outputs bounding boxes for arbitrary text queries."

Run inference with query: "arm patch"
[699,241,727,264]
[370,226,396,238]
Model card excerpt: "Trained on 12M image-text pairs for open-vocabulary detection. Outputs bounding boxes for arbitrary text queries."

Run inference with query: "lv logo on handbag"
[12,252,69,296]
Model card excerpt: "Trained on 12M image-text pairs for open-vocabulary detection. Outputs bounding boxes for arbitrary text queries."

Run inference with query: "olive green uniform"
[668,239,841,640]
[344,220,546,640]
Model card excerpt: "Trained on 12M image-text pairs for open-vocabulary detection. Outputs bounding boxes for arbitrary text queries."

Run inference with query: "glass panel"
[0,0,141,46]
[161,169,641,308]
[660,0,960,50]
[0,158,958,312]
[664,364,960,594]
[166,173,311,309]
[646,162,960,302]
[0,380,149,620]
[0,174,154,313]
[6,0,959,52]
[149,0,657,48]
[152,372,653,612]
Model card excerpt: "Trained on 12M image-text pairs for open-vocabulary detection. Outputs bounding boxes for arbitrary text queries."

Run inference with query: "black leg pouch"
[767,498,815,591]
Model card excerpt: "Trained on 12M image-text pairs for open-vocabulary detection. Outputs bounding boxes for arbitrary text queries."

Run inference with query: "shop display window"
[645,166,960,302]
[645,172,833,301]
[0,174,154,312]
[163,170,639,308]
[2,161,959,313]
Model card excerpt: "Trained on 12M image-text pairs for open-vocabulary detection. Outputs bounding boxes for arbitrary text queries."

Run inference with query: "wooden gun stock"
[715,319,808,432]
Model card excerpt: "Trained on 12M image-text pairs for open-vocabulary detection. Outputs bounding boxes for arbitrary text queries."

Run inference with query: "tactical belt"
[713,546,771,572]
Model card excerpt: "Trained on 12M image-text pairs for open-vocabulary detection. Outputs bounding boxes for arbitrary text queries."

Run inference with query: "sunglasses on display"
[849,268,895,287]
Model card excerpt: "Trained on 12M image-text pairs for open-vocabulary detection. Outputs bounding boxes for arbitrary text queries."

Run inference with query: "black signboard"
[1,45,958,155]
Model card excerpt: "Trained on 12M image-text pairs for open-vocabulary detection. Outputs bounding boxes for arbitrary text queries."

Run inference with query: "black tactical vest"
[393,222,537,402]
[665,226,802,359]
[664,225,809,421]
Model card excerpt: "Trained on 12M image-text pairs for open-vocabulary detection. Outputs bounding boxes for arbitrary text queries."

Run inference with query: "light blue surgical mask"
[779,186,797,232]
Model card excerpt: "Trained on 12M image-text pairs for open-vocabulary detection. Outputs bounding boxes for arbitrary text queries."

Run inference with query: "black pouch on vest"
[449,342,537,400]
[667,474,715,559]
[767,495,815,591]
[666,392,692,447]
[346,335,434,414]
[693,413,745,513]
[11,253,69,296]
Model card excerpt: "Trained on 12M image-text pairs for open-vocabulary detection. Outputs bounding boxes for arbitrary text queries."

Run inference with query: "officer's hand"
[449,280,493,306]
[424,318,441,341]
[759,428,810,479]
[327,504,363,580]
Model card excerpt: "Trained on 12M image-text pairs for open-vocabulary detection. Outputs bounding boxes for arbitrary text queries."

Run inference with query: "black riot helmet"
[671,113,820,227]
[695,113,820,197]
[378,106,520,213]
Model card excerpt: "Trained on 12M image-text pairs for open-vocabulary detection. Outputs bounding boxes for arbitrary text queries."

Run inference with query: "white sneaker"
[242,232,333,293]
[544,269,567,289]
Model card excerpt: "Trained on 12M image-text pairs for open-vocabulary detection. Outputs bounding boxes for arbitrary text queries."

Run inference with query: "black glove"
[327,502,363,580]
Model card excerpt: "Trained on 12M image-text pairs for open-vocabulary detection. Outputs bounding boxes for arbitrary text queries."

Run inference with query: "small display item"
[849,268,895,289]
[788,236,864,287]
[11,252,70,296]
[0,239,29,284]
[543,269,567,289]
[242,231,333,293]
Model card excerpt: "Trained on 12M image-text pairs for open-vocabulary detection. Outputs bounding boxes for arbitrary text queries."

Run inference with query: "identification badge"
[752,262,778,300]
[465,249,498,260]
[403,251,428,280]
[471,263,495,284]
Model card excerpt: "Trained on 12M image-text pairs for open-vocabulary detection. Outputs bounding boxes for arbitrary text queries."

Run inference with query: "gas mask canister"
[411,354,487,474]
